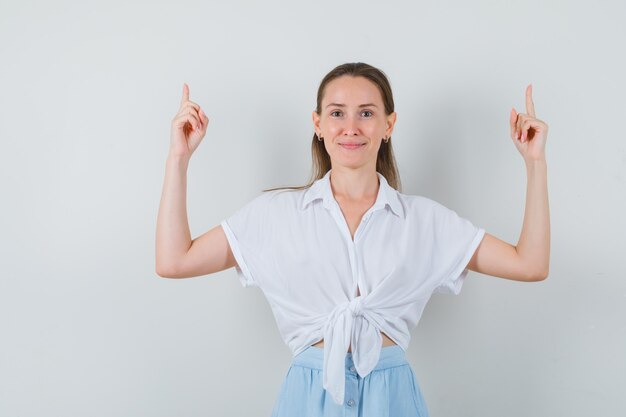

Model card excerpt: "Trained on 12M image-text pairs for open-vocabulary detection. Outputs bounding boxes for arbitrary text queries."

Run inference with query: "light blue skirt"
[270,345,430,417]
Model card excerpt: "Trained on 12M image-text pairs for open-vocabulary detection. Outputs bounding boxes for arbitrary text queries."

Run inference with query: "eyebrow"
[325,103,378,109]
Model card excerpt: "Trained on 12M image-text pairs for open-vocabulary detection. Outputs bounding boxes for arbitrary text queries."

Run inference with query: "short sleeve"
[220,192,271,288]
[432,202,486,295]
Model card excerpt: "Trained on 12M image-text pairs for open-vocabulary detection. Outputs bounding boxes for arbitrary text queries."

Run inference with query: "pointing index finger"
[181,83,190,105]
[526,83,536,117]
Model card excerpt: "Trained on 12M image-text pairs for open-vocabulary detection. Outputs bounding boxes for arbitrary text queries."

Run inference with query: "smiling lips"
[339,142,365,149]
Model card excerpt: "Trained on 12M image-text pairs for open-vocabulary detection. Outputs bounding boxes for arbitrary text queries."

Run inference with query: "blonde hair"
[263,62,402,193]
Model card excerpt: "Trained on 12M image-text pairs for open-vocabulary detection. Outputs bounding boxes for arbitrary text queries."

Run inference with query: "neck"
[329,166,379,203]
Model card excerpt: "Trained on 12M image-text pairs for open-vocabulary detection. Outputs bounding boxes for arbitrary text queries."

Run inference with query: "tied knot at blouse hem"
[220,169,486,406]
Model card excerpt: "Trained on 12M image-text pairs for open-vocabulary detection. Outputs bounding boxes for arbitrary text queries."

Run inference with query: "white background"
[1,0,625,416]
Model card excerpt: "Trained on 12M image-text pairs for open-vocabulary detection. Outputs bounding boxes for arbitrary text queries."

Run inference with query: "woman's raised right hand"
[169,83,209,159]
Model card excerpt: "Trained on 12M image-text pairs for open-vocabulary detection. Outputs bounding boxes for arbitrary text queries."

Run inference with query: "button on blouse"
[220,169,485,405]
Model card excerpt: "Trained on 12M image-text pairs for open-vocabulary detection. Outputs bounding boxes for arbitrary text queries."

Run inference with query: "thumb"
[510,107,518,139]
[510,107,517,127]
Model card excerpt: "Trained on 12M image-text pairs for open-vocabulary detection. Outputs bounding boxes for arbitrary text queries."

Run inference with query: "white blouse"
[220,169,485,406]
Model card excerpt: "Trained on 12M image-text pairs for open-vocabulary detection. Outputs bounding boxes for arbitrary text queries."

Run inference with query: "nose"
[343,116,359,136]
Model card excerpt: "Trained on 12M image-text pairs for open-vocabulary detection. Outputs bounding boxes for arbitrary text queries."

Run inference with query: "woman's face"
[313,75,396,171]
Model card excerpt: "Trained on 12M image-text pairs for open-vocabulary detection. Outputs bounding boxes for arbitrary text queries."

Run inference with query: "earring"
[383,136,389,143]
[317,133,323,141]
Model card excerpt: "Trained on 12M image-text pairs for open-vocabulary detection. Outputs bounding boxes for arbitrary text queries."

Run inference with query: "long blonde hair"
[263,62,402,193]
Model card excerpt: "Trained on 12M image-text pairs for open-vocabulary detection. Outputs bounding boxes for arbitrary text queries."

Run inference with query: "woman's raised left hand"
[510,84,549,163]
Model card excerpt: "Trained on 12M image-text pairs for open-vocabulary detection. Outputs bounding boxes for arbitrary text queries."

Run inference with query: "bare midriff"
[312,332,397,352]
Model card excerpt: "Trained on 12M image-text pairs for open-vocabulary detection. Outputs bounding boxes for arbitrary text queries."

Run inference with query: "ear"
[386,111,397,137]
[312,110,321,132]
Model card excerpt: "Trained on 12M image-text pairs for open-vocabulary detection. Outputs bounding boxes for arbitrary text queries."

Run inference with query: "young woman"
[156,62,550,416]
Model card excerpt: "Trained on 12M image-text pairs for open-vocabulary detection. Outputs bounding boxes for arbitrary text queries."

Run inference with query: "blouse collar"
[301,169,404,218]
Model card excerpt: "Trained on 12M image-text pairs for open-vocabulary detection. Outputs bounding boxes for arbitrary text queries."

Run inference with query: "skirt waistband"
[292,345,408,372]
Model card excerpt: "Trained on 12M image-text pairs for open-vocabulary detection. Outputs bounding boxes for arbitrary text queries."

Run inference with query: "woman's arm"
[517,158,550,278]
[156,83,225,278]
[155,153,236,279]
[155,154,192,276]
[467,159,550,282]
[467,84,550,282]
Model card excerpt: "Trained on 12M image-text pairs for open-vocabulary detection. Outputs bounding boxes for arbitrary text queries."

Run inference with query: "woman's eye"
[330,110,373,117]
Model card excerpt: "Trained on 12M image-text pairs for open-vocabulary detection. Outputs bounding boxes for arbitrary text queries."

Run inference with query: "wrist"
[525,158,547,169]
[166,153,190,169]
